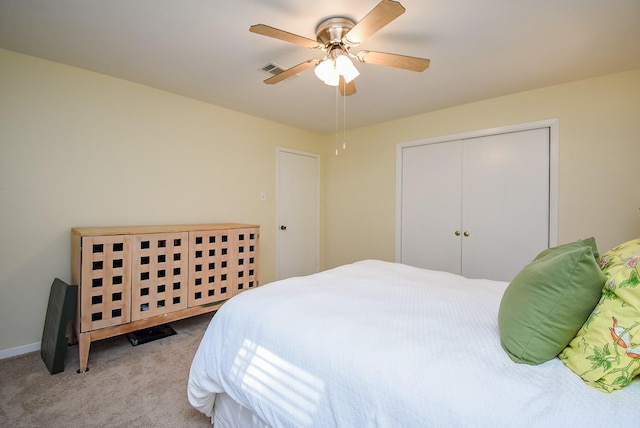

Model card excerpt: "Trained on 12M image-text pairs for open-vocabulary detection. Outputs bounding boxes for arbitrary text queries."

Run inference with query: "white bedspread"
[188,260,640,427]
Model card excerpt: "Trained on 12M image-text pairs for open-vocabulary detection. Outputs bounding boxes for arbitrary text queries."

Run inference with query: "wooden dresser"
[71,223,259,372]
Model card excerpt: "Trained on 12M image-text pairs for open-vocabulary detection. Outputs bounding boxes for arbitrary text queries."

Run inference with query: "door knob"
[463,231,470,237]
[280,225,287,230]
[455,231,461,236]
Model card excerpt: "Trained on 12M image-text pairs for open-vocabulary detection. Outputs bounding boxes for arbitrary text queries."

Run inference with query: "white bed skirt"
[213,393,270,428]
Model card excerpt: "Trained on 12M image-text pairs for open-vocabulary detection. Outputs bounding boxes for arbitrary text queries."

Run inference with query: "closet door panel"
[401,141,462,273]
[461,128,550,281]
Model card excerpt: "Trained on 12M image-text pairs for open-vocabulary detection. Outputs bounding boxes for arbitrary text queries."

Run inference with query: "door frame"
[395,119,559,262]
[276,147,321,280]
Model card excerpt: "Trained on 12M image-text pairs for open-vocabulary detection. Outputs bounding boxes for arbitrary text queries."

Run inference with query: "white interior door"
[277,148,320,280]
[400,140,462,273]
[461,128,550,281]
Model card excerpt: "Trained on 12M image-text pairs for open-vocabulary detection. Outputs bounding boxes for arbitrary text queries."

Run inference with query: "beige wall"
[2,46,639,355]
[322,68,640,270]
[0,49,322,352]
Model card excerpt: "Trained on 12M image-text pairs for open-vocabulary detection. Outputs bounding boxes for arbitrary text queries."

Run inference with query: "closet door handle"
[280,225,287,230]
[463,231,470,237]
[455,231,461,236]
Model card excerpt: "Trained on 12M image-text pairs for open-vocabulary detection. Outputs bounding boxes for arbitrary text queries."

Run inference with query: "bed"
[188,258,640,427]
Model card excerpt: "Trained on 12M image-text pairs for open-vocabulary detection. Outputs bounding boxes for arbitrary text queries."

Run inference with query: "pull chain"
[343,81,347,151]
[335,79,348,156]
[335,85,339,156]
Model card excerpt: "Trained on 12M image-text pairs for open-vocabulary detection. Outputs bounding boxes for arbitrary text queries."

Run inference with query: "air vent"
[259,63,298,80]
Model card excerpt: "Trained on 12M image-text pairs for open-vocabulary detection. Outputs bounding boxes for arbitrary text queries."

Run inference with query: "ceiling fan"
[250,0,430,96]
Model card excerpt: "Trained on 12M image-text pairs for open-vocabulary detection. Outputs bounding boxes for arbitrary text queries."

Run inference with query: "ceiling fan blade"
[264,60,320,85]
[339,76,357,96]
[250,24,322,49]
[355,50,430,72]
[343,0,406,46]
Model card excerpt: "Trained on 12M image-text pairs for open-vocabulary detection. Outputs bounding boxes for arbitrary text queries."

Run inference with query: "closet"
[397,124,555,282]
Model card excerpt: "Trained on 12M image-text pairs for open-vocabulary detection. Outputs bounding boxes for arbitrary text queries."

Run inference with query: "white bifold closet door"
[400,127,550,282]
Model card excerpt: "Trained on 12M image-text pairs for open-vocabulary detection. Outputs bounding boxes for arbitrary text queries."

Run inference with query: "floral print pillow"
[560,238,640,392]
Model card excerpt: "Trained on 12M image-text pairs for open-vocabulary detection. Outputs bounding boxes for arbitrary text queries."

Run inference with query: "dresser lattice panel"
[187,227,260,306]
[131,232,189,321]
[80,235,132,331]
[188,230,234,306]
[234,229,259,294]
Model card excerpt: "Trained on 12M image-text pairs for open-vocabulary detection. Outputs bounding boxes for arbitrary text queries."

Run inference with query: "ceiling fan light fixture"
[335,54,360,83]
[314,58,339,86]
[314,54,359,87]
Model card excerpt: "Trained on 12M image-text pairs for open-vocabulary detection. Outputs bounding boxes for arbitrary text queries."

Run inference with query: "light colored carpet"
[0,313,215,427]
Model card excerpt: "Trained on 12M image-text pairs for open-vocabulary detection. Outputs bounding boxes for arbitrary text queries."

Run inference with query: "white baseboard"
[0,342,40,360]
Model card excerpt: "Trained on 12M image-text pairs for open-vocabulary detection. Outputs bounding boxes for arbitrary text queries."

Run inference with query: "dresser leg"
[77,332,90,373]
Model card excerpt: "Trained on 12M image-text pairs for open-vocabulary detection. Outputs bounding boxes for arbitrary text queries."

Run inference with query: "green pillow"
[560,238,640,392]
[499,240,606,365]
[533,237,600,264]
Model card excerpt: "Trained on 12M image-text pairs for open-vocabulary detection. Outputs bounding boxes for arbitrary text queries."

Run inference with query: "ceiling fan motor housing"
[315,17,357,46]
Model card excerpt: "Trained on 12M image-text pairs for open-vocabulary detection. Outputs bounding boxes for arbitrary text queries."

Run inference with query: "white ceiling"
[1,0,639,134]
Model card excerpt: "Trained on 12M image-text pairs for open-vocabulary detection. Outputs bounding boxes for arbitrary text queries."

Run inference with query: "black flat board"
[41,278,77,374]
[127,324,176,346]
